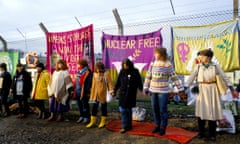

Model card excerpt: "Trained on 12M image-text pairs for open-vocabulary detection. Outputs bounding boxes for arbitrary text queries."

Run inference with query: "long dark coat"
[114,68,143,108]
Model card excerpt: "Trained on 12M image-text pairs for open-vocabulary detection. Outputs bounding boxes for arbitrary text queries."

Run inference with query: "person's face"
[123,64,129,70]
[96,68,100,73]
[0,67,3,72]
[154,52,161,60]
[77,64,84,70]
[200,55,210,63]
[58,63,63,69]
[37,67,42,73]
[17,66,23,72]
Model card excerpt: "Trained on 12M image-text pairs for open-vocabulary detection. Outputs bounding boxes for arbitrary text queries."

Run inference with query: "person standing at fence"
[143,47,185,136]
[32,63,50,119]
[185,49,232,141]
[75,59,92,124]
[86,62,114,128]
[114,58,143,133]
[10,63,33,118]
[47,60,74,121]
[0,63,12,117]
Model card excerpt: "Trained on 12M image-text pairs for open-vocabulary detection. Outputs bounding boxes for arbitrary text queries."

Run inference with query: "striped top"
[143,60,184,93]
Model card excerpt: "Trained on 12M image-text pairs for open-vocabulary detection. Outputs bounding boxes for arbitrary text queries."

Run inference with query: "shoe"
[205,136,216,141]
[17,114,24,118]
[83,118,89,124]
[151,126,160,133]
[47,112,54,121]
[56,115,62,122]
[47,116,54,121]
[17,114,22,118]
[2,112,10,117]
[76,117,84,123]
[159,126,166,136]
[120,128,127,133]
[197,133,205,139]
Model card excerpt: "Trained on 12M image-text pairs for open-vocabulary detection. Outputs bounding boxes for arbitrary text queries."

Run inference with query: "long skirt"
[49,97,70,113]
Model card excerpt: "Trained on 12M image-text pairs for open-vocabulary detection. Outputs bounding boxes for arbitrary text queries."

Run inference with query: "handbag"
[191,65,200,94]
[216,75,228,95]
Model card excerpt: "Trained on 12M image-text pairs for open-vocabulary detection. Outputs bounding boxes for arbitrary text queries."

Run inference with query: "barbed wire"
[2,9,238,54]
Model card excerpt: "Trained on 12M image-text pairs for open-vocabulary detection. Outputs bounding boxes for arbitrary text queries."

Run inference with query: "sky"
[0,0,234,54]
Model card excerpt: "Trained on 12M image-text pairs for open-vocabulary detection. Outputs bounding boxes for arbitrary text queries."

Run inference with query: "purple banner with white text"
[102,29,162,75]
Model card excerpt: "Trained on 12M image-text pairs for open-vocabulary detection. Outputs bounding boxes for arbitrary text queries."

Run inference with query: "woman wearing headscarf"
[114,58,143,133]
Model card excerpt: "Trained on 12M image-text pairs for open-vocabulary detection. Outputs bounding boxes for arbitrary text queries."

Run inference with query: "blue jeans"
[151,93,169,127]
[76,96,90,119]
[119,106,132,129]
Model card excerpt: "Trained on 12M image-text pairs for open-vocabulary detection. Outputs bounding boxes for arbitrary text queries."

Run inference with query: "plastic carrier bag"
[132,107,146,121]
[216,109,236,134]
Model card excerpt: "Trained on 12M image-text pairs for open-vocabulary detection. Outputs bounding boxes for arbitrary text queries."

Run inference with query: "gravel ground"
[0,110,239,144]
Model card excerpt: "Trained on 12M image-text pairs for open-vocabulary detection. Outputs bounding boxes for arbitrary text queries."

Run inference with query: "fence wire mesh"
[2,9,238,58]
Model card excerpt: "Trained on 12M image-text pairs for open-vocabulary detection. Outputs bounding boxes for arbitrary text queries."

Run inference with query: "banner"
[102,29,162,81]
[173,20,239,75]
[0,51,19,77]
[46,24,94,79]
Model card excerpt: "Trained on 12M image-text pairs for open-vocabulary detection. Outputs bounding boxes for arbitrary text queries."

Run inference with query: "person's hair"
[198,49,214,58]
[121,58,134,70]
[36,63,45,70]
[95,62,105,73]
[154,47,168,61]
[55,59,68,71]
[0,63,7,71]
[77,59,89,67]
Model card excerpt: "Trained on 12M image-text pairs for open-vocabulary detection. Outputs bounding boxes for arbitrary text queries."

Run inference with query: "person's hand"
[144,89,149,95]
[232,90,239,99]
[111,91,116,97]
[9,89,13,94]
[178,90,186,98]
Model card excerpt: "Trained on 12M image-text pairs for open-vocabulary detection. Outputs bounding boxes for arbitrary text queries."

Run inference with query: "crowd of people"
[0,47,237,142]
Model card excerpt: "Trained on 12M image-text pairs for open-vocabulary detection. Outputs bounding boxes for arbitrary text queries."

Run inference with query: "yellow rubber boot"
[98,116,107,128]
[86,116,97,128]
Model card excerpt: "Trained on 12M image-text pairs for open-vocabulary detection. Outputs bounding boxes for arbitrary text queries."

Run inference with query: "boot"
[207,120,216,141]
[98,116,107,128]
[197,118,206,138]
[86,116,97,128]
